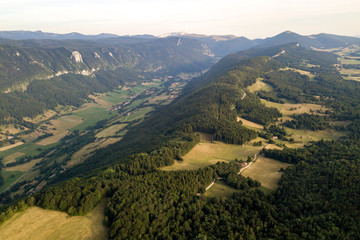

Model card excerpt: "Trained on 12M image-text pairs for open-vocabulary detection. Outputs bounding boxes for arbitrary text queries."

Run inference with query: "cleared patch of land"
[242,156,291,191]
[261,99,327,117]
[204,180,240,198]
[2,152,25,165]
[237,117,264,130]
[280,67,315,79]
[95,124,127,138]
[0,200,108,240]
[247,78,274,93]
[285,128,346,143]
[0,142,24,152]
[5,158,42,172]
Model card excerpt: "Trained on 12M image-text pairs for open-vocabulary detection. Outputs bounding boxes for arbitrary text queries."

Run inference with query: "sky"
[0,0,359,38]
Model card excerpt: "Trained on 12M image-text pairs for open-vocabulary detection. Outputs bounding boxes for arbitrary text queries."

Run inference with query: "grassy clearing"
[280,67,316,79]
[204,180,240,198]
[247,78,274,93]
[2,152,25,165]
[285,128,346,143]
[260,99,327,116]
[0,200,108,240]
[37,115,83,146]
[0,142,24,152]
[95,124,127,138]
[0,171,24,192]
[5,158,42,172]
[237,117,264,130]
[162,140,263,171]
[242,156,291,191]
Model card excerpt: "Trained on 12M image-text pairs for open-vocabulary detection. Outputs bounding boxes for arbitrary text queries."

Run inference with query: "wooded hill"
[1,42,360,239]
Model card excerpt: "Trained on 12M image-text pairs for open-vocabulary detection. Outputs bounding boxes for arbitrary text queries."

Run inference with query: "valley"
[0,72,195,202]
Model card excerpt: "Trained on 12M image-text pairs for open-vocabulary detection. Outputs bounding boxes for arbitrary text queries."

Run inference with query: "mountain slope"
[0,37,214,123]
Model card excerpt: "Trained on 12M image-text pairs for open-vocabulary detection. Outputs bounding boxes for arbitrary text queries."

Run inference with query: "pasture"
[0,200,108,240]
[242,156,291,192]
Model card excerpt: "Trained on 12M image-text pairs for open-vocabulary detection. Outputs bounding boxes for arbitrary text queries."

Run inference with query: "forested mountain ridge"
[0,37,213,91]
[0,37,214,123]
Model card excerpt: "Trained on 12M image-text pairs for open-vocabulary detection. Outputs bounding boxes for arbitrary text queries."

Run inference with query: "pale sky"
[0,0,359,38]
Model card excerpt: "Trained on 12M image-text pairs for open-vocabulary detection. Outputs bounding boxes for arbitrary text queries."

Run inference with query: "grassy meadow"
[242,156,291,192]
[0,200,108,240]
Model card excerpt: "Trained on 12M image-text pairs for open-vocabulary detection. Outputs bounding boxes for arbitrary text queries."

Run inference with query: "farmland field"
[0,200,108,240]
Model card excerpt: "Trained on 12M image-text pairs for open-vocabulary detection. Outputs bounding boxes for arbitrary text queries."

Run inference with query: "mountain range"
[1,30,360,57]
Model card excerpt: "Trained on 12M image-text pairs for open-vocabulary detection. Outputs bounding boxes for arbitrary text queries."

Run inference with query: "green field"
[126,107,153,122]
[242,156,291,192]
[100,90,129,104]
[0,171,24,192]
[0,200,108,240]
[0,142,55,164]
[71,107,117,131]
[204,180,240,198]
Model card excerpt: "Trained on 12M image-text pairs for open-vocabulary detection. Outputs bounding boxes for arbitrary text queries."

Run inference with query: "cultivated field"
[204,180,240,198]
[242,156,291,192]
[5,158,42,172]
[37,115,83,146]
[0,200,108,240]
[0,142,24,152]
[2,152,25,165]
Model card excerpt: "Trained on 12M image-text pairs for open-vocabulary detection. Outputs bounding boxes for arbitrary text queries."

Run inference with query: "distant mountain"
[1,30,360,59]
[257,31,360,49]
[0,30,123,40]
